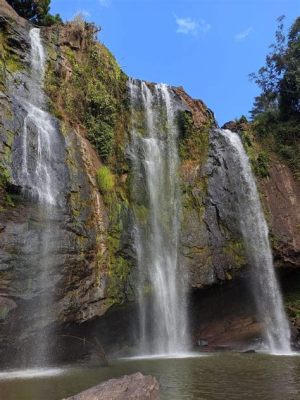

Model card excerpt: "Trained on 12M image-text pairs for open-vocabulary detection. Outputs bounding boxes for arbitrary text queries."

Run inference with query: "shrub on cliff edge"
[7,0,61,26]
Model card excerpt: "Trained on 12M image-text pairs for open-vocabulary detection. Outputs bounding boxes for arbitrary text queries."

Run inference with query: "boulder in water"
[63,372,160,400]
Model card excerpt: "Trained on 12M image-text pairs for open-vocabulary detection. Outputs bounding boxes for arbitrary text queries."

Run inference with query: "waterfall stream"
[20,28,60,205]
[129,79,188,356]
[14,28,63,366]
[213,129,291,354]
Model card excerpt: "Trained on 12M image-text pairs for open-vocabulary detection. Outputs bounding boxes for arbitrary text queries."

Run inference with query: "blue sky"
[50,0,299,126]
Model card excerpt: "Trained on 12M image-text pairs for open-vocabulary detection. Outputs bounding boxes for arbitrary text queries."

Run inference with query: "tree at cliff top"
[250,16,300,177]
[7,0,61,26]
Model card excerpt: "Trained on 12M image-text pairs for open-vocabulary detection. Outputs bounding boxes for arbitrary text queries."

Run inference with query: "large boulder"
[63,372,160,400]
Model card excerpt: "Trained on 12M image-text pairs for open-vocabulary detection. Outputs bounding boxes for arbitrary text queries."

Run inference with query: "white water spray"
[20,28,59,205]
[15,28,63,366]
[129,79,188,356]
[214,129,291,354]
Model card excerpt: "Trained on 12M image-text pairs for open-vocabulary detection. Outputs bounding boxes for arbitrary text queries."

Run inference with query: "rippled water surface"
[0,353,300,400]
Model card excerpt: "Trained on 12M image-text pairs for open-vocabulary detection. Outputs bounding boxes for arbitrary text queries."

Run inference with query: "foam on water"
[120,352,208,361]
[0,368,64,380]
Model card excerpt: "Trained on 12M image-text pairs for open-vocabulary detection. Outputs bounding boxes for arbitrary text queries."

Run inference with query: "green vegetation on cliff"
[0,19,22,205]
[250,16,300,177]
[223,117,272,179]
[0,24,22,92]
[177,110,212,166]
[45,18,132,305]
[7,0,61,25]
[46,17,128,163]
[96,166,115,194]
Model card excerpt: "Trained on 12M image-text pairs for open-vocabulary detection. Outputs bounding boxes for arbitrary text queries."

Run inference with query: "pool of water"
[0,353,300,400]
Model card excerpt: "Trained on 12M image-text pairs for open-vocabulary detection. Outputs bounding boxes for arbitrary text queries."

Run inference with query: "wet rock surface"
[63,373,160,400]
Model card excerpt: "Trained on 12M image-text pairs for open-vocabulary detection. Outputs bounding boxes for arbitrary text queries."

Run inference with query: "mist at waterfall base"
[128,79,189,357]
[211,129,292,355]
[11,28,65,368]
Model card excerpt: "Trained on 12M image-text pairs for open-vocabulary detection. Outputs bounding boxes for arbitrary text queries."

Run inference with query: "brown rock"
[222,119,250,133]
[0,0,27,26]
[63,372,160,400]
[173,86,215,129]
[259,161,300,267]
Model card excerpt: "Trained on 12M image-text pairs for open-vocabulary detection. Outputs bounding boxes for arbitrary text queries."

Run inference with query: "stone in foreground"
[63,372,160,400]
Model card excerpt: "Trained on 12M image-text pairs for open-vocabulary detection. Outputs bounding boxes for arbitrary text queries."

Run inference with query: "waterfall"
[213,128,291,354]
[129,79,189,356]
[14,28,64,366]
[20,28,60,205]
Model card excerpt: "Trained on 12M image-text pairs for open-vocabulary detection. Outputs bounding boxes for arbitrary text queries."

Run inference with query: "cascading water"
[212,128,291,354]
[128,79,188,356]
[20,28,60,205]
[13,28,64,366]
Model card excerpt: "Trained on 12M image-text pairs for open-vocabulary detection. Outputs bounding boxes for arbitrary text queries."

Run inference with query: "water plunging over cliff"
[20,28,60,205]
[213,129,291,354]
[129,79,188,356]
[13,28,64,366]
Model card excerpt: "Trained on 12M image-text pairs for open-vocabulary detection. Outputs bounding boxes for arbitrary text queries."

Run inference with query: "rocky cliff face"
[0,0,299,363]
[0,1,115,365]
[260,161,300,268]
[222,119,300,271]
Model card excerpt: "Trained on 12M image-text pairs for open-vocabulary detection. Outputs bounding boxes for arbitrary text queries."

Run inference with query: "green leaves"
[61,40,126,162]
[250,16,300,177]
[96,166,115,194]
[254,152,270,178]
[249,15,300,119]
[7,0,61,26]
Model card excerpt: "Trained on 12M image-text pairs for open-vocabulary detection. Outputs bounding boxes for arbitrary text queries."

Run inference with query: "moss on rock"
[44,20,129,164]
[178,110,211,167]
[223,239,246,268]
[96,166,115,195]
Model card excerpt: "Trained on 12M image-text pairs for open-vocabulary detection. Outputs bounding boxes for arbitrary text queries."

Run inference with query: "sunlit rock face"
[259,162,300,268]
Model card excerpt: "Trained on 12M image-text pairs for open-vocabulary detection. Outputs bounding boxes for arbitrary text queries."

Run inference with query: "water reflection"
[0,353,299,400]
